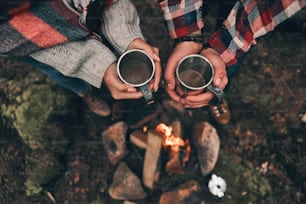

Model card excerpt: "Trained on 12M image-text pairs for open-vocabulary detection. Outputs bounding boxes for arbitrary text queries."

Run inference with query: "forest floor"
[0,1,305,204]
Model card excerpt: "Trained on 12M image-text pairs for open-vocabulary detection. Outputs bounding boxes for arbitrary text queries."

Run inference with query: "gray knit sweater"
[30,0,144,88]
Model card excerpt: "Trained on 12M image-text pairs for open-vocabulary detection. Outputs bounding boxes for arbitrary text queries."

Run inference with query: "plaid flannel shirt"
[159,0,306,67]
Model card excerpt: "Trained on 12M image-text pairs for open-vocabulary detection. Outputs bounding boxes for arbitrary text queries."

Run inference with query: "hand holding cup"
[117,49,156,104]
[175,54,225,105]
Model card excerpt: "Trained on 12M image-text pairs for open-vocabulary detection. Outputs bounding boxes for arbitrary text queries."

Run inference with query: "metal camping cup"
[176,54,224,104]
[117,49,155,104]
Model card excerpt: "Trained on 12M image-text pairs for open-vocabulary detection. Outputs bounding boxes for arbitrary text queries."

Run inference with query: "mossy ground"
[0,1,305,204]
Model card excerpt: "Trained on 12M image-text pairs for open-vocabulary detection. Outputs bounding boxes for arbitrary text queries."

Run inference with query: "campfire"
[156,122,191,174]
[101,100,221,203]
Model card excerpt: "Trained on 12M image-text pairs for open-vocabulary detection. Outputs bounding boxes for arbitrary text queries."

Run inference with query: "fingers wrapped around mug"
[117,49,156,104]
[103,63,143,100]
[175,53,225,107]
[200,48,228,90]
[164,41,203,102]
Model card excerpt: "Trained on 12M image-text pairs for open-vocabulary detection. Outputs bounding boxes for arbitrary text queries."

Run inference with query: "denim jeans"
[19,56,92,96]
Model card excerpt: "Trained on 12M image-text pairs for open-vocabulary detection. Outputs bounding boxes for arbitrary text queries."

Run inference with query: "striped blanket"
[0,0,89,56]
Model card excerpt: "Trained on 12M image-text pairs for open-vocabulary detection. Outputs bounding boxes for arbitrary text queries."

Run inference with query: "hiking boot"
[83,94,111,117]
[209,99,230,125]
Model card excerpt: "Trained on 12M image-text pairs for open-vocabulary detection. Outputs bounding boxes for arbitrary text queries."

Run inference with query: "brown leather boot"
[209,99,231,125]
[83,94,111,117]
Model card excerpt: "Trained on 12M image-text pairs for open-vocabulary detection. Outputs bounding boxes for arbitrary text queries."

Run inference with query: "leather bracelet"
[174,34,204,44]
[174,35,212,50]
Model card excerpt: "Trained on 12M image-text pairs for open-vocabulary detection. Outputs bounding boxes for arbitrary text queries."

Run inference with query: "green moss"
[1,81,67,150]
[214,150,274,204]
[25,180,43,196]
[0,72,72,196]
[25,150,64,196]
[258,90,272,106]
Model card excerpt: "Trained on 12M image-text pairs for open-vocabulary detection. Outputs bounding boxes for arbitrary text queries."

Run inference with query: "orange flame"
[155,123,190,165]
[143,126,148,133]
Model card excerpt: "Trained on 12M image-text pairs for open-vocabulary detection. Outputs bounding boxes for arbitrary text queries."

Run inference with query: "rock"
[101,121,128,165]
[159,180,201,204]
[109,162,147,200]
[193,122,220,176]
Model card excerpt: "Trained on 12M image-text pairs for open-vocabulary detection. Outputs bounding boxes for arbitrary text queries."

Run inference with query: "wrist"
[202,42,220,55]
[174,35,203,53]
[174,30,203,45]
[175,34,203,45]
[174,40,202,54]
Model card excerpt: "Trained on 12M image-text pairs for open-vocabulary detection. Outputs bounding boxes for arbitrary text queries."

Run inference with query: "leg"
[19,56,111,116]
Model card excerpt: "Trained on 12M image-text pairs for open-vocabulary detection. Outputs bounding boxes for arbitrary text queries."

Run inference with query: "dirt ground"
[0,1,305,204]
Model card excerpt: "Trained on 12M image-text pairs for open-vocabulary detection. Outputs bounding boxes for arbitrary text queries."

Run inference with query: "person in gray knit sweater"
[0,0,161,116]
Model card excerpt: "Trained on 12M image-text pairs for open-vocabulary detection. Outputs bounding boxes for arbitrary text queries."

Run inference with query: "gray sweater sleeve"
[30,39,116,88]
[101,0,145,54]
[29,0,144,89]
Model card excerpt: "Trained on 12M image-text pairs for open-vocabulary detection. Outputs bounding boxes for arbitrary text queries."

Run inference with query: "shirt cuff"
[208,26,248,67]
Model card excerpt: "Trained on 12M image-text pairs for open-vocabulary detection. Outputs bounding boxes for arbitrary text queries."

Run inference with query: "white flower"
[208,174,227,198]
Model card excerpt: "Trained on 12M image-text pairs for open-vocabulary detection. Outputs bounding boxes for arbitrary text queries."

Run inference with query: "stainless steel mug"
[176,54,224,104]
[117,49,155,104]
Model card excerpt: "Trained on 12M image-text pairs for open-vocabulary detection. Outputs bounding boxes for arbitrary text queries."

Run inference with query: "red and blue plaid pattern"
[209,0,306,67]
[160,0,305,67]
[160,0,204,38]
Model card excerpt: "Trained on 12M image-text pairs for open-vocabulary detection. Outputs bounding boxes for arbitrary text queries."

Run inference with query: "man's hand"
[164,41,203,102]
[182,48,228,108]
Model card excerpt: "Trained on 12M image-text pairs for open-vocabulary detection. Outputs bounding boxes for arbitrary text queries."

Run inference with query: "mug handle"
[207,84,224,105]
[139,84,155,105]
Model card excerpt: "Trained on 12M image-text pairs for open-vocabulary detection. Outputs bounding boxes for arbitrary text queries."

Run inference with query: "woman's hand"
[128,38,161,92]
[103,63,143,100]
[103,38,162,100]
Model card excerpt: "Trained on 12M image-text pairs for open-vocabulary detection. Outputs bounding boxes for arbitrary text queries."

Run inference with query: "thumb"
[214,77,222,87]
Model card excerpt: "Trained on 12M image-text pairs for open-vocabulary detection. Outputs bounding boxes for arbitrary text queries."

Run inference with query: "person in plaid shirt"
[159,0,305,125]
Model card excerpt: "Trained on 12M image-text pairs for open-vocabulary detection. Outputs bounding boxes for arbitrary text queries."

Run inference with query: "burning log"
[161,100,194,127]
[143,130,163,189]
[123,201,139,204]
[159,180,200,204]
[156,121,191,175]
[165,121,183,174]
[193,122,220,176]
[165,150,183,175]
[127,103,163,129]
[101,121,128,165]
[109,162,147,200]
[130,129,148,149]
[162,100,186,114]
[171,120,182,139]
